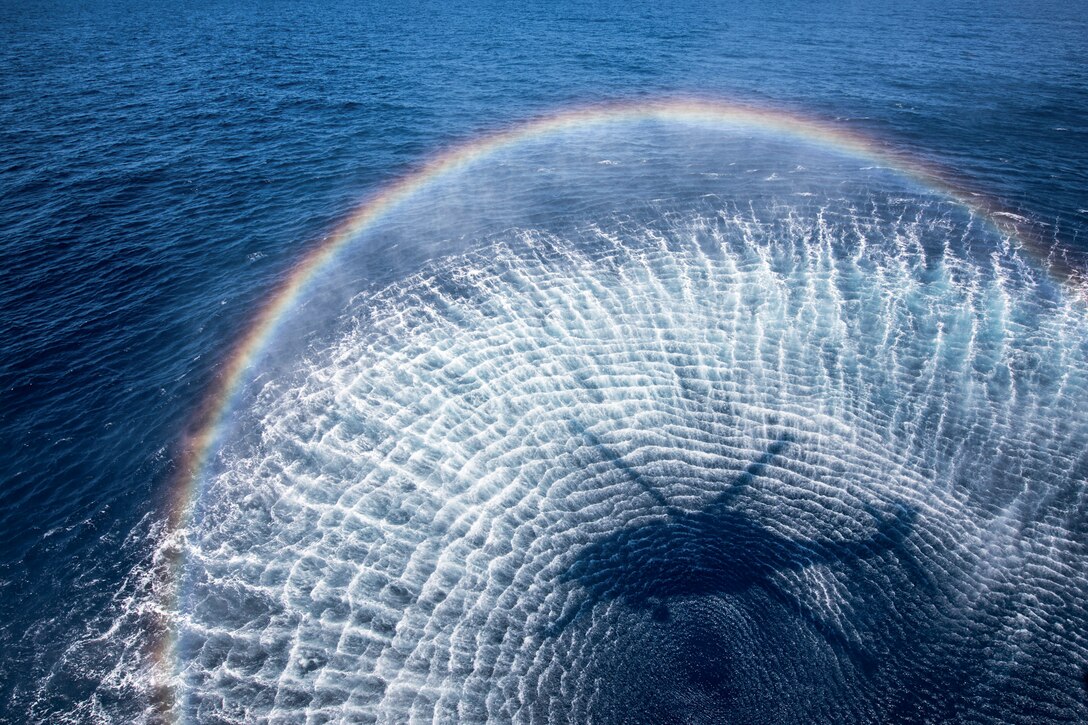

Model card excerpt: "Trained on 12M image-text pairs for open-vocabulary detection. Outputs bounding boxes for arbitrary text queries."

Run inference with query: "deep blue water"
[2,0,1087,722]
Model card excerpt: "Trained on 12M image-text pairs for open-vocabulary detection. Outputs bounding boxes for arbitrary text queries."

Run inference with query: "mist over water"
[175,124,1088,723]
[2,1,1088,722]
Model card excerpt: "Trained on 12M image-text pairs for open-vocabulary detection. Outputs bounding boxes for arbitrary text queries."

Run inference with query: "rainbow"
[154,96,1058,709]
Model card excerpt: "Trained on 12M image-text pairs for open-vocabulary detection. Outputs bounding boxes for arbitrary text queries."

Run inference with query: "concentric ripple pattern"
[176,122,1088,724]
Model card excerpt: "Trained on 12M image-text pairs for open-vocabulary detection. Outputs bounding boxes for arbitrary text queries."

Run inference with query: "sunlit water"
[175,124,1088,723]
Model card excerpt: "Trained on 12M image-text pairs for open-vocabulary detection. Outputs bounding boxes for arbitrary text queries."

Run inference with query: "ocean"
[1,0,1086,722]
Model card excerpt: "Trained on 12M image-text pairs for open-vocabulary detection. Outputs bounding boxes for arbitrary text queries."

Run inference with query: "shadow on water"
[548,424,919,673]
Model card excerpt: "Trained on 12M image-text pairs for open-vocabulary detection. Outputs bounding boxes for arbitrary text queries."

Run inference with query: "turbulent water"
[171,125,1088,723]
[3,1,1088,723]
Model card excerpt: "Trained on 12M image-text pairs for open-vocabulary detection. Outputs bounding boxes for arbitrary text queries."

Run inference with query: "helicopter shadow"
[546,423,924,673]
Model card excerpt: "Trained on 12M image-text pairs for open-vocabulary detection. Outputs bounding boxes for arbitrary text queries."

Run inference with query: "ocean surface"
[1,0,1087,722]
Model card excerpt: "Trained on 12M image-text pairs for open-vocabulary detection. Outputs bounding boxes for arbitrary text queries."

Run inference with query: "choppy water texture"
[1,1,1087,724]
[177,121,1088,723]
